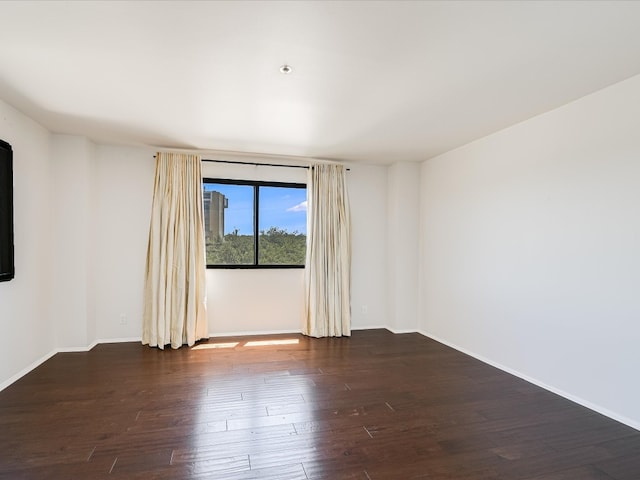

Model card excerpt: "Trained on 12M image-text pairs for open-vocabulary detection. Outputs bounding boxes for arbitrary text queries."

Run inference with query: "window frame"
[203,177,307,269]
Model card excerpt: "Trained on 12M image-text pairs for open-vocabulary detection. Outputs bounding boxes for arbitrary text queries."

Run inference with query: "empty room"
[1,1,640,479]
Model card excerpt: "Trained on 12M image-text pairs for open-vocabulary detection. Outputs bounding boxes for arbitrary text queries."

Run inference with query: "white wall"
[387,162,420,333]
[93,145,154,341]
[0,99,54,389]
[420,73,640,428]
[348,163,388,329]
[50,135,96,348]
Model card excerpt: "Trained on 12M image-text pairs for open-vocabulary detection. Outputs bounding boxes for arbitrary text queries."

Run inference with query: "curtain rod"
[202,158,309,169]
[153,156,349,171]
[202,158,350,171]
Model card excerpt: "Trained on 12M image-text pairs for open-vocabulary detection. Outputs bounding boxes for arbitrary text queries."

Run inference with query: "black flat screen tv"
[0,139,14,282]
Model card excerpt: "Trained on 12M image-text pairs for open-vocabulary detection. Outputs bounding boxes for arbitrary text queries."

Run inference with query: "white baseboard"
[57,341,99,353]
[57,337,141,353]
[0,349,58,392]
[96,337,141,344]
[418,329,640,432]
[1,338,140,392]
[209,327,396,338]
[386,327,418,334]
[351,324,388,331]
[208,329,301,338]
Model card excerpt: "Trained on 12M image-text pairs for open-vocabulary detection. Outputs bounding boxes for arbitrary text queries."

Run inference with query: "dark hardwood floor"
[0,329,639,479]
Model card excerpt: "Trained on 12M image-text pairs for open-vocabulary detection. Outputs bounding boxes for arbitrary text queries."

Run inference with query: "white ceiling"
[2,1,640,165]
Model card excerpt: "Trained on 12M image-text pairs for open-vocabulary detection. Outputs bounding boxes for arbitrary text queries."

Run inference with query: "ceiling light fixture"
[279,64,293,74]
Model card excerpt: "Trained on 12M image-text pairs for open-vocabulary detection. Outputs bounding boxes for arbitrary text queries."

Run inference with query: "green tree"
[206,227,306,266]
[206,234,254,265]
[259,227,306,265]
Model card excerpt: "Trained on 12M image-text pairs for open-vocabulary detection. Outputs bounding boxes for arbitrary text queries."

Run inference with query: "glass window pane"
[258,186,306,265]
[203,183,254,265]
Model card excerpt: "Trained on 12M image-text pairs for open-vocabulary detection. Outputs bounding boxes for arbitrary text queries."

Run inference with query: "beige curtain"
[142,152,208,349]
[303,163,352,337]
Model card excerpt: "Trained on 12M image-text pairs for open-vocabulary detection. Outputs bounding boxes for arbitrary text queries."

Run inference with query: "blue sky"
[204,183,307,235]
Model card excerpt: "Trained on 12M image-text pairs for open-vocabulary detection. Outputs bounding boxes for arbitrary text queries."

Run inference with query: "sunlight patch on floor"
[192,342,239,350]
[244,339,299,347]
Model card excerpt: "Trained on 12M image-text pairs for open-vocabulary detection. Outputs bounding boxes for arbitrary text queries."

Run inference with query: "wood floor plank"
[519,465,615,480]
[1,329,639,479]
[216,463,308,480]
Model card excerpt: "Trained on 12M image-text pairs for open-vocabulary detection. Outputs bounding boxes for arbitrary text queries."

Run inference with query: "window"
[203,179,307,268]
